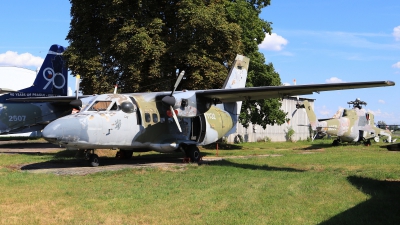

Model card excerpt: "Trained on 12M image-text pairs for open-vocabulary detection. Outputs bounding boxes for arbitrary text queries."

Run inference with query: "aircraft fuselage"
[43,93,234,153]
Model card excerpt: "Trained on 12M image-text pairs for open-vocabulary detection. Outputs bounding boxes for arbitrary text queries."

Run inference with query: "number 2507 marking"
[9,115,26,122]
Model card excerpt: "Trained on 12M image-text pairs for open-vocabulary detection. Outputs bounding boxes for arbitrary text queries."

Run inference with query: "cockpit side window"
[89,101,112,111]
[109,102,119,111]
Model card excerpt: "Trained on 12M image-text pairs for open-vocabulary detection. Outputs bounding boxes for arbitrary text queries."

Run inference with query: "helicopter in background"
[301,98,393,146]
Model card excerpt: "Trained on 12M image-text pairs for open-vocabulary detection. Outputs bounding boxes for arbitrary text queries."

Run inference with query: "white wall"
[226,97,314,143]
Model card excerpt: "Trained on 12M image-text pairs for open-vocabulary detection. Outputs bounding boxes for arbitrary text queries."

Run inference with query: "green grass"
[0,140,400,224]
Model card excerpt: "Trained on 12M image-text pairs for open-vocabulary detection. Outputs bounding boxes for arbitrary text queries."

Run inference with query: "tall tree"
[64,0,287,128]
[65,0,242,94]
[226,0,287,128]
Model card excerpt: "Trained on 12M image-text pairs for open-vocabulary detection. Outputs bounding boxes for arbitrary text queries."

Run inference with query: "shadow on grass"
[320,176,400,225]
[382,143,400,151]
[20,150,217,170]
[20,150,301,173]
[202,143,243,150]
[205,159,305,173]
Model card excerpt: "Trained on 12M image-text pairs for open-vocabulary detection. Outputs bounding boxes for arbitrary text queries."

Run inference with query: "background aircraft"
[0,44,72,135]
[38,55,394,166]
[301,99,393,146]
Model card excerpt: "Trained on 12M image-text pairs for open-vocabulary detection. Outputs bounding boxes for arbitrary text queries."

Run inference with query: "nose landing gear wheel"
[89,154,99,167]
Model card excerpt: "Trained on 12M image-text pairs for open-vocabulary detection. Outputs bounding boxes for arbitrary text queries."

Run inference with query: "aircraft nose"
[43,116,85,144]
[42,119,63,144]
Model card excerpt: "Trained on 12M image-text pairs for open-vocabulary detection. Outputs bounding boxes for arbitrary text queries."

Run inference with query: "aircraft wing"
[8,95,92,103]
[0,88,18,94]
[196,81,395,103]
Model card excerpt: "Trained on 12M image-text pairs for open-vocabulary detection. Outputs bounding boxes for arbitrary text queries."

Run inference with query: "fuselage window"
[89,101,112,111]
[152,113,159,123]
[145,113,151,123]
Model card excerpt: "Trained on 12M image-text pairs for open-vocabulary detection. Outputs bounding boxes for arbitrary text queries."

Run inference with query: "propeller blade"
[113,81,119,94]
[170,106,182,132]
[171,70,185,96]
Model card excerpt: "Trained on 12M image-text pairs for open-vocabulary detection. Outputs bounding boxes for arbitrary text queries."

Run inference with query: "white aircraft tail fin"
[222,55,250,136]
[222,55,250,90]
[303,100,318,130]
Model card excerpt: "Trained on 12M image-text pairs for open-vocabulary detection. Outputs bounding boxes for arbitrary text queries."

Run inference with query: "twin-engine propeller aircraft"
[36,55,394,166]
[300,98,393,146]
[0,44,73,135]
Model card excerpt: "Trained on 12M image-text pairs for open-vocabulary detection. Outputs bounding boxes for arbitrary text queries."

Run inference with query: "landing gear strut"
[184,145,202,162]
[84,149,99,167]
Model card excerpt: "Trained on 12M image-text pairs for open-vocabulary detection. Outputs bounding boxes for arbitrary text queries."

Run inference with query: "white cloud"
[393,26,400,41]
[259,33,288,51]
[325,77,344,83]
[378,100,385,104]
[392,61,400,69]
[68,87,73,96]
[368,109,381,116]
[0,51,43,67]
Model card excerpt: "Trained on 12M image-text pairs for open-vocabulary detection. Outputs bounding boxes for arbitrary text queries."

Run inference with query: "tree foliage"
[65,0,287,128]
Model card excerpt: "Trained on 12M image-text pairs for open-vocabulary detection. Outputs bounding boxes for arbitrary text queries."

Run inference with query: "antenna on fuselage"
[113,81,119,94]
[75,75,80,100]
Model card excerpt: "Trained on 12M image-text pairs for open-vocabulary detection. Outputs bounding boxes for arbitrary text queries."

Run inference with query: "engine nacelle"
[189,105,234,145]
[170,91,213,118]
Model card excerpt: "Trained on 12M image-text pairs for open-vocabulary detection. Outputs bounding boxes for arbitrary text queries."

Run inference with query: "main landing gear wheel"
[364,139,371,146]
[185,145,201,162]
[332,140,340,146]
[84,149,100,167]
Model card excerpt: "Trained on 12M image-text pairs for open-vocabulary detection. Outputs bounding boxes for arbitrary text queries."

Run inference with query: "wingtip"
[385,80,395,86]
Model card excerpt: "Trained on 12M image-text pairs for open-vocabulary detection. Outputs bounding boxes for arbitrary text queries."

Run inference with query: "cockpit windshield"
[88,101,113,111]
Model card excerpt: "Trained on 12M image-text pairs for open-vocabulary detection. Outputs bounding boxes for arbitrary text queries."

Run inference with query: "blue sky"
[260,0,400,124]
[0,1,399,124]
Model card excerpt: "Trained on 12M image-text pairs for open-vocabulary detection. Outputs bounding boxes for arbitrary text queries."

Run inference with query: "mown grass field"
[1,138,400,224]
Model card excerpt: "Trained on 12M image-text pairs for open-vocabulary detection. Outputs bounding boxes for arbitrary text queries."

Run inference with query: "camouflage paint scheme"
[303,100,392,145]
[0,45,71,134]
[41,54,395,165]
[43,55,250,154]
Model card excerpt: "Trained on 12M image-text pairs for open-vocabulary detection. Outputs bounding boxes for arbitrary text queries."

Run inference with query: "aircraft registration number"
[204,113,216,120]
[9,115,26,122]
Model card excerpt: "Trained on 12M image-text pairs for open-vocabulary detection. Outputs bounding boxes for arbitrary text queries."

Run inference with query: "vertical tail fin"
[20,44,68,96]
[222,55,250,136]
[222,55,250,90]
[303,100,318,130]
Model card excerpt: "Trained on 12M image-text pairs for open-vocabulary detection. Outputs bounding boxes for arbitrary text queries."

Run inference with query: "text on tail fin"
[20,44,68,96]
